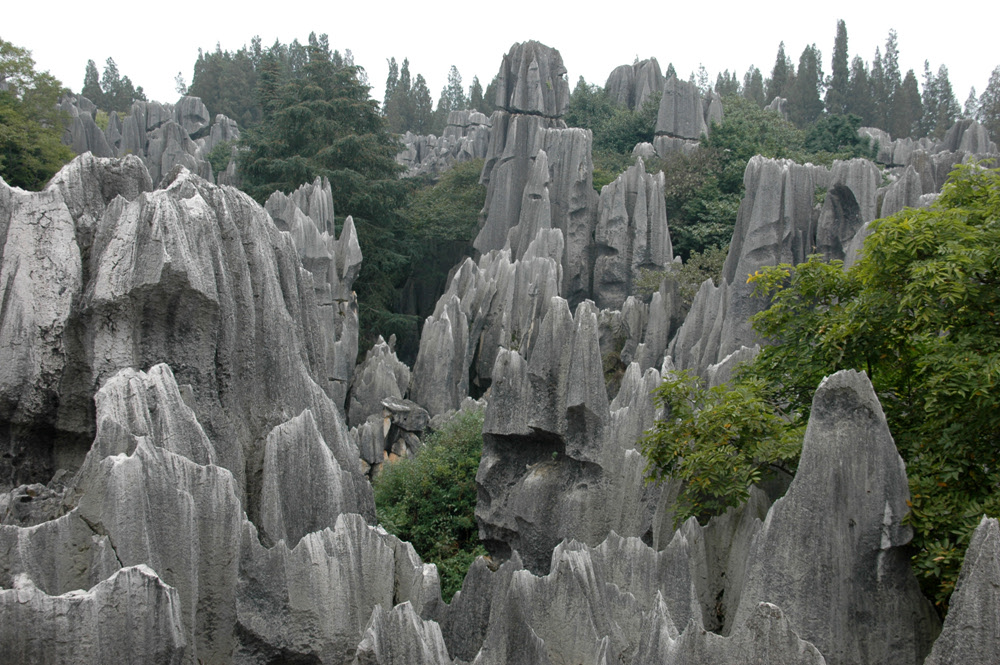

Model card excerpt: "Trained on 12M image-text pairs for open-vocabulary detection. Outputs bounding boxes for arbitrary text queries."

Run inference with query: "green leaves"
[374,408,486,601]
[641,371,802,526]
[0,39,74,190]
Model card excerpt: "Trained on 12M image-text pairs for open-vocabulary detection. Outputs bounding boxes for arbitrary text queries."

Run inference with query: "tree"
[845,55,874,125]
[0,39,75,189]
[238,34,408,343]
[788,44,824,127]
[82,59,102,105]
[870,47,887,130]
[921,62,960,139]
[444,65,466,112]
[963,87,978,119]
[373,408,487,600]
[825,20,850,115]
[881,30,902,131]
[383,56,399,111]
[893,70,923,139]
[742,67,765,107]
[978,66,1000,142]
[714,70,740,98]
[469,76,484,112]
[804,113,876,158]
[411,74,434,135]
[766,42,792,103]
[644,163,1000,611]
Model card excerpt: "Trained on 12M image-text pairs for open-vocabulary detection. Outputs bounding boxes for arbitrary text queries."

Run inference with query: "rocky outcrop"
[924,517,1000,665]
[354,602,452,665]
[593,157,673,309]
[349,337,411,427]
[732,370,939,665]
[494,41,570,118]
[396,111,491,177]
[605,58,664,111]
[652,76,722,155]
[266,177,362,410]
[0,565,186,665]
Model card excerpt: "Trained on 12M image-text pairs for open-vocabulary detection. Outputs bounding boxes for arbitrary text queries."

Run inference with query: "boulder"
[494,41,570,118]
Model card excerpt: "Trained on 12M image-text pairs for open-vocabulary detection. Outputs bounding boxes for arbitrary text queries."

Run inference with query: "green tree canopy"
[644,163,1000,611]
[0,39,74,189]
[825,20,850,115]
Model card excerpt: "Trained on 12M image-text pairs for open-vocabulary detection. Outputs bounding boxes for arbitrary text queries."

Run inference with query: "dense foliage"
[82,57,146,113]
[643,163,1000,611]
[373,408,487,601]
[0,40,74,189]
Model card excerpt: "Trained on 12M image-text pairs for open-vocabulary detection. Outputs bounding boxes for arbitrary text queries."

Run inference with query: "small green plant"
[373,408,486,601]
[206,140,233,175]
[94,109,109,131]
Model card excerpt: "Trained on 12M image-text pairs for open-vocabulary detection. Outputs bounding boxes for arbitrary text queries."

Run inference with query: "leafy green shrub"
[206,140,233,175]
[373,408,486,601]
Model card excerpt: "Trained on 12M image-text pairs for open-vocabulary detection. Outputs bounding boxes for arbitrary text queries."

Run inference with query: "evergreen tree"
[846,55,874,125]
[665,62,677,81]
[411,74,433,134]
[977,66,1000,142]
[696,64,710,94]
[469,76,484,112]
[825,19,850,115]
[963,87,978,119]
[766,42,792,102]
[445,65,466,111]
[893,69,922,139]
[384,57,399,111]
[714,70,739,97]
[189,43,261,127]
[788,44,824,127]
[921,62,960,139]
[743,66,765,107]
[482,74,499,115]
[82,59,102,105]
[869,48,887,131]
[881,30,902,130]
[433,87,450,134]
[383,58,413,133]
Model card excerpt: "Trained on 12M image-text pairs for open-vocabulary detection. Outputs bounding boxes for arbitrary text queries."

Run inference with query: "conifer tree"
[469,76,484,112]
[846,55,874,125]
[892,69,923,139]
[82,59,102,105]
[788,44,824,127]
[825,19,850,114]
[766,42,792,102]
[743,66,765,107]
[963,87,978,119]
[977,66,1000,142]
[412,74,433,134]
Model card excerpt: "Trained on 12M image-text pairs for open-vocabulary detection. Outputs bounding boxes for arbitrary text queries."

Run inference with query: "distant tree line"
[81,57,147,113]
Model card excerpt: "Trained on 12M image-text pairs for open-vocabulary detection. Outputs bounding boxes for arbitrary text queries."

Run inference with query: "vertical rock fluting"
[731,370,940,665]
[593,157,673,309]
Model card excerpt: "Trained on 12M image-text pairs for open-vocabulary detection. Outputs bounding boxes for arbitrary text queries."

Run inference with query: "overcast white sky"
[5,2,998,112]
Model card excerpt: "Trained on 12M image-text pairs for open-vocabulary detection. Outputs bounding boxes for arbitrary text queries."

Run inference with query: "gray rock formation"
[354,602,453,665]
[655,76,710,141]
[732,370,940,665]
[593,157,673,309]
[494,41,570,118]
[0,565,186,665]
[605,58,664,111]
[924,517,1000,665]
[349,337,411,427]
[266,178,362,410]
[396,111,491,177]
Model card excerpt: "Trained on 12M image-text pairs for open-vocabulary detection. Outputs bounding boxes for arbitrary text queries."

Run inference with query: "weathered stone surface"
[924,517,1000,665]
[349,337,410,427]
[605,58,664,111]
[397,111,491,177]
[593,157,672,309]
[0,565,186,665]
[70,113,114,157]
[354,602,453,665]
[765,96,788,120]
[173,96,211,135]
[259,409,356,547]
[667,277,728,376]
[494,41,570,118]
[655,76,716,142]
[732,370,940,665]
[879,164,924,218]
[939,118,998,155]
[236,514,429,665]
[636,601,827,665]
[411,293,470,416]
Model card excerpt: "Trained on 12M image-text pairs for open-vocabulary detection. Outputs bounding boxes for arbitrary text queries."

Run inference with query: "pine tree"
[870,48,887,131]
[977,66,1000,142]
[921,62,960,139]
[82,59,102,106]
[696,64,710,94]
[825,19,850,115]
[412,74,433,134]
[963,87,978,119]
[469,76,484,112]
[893,70,922,139]
[881,31,903,135]
[788,45,824,127]
[766,42,791,102]
[384,57,399,112]
[743,66,765,107]
[665,62,677,81]
[445,65,466,111]
[714,70,740,97]
[846,56,874,126]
